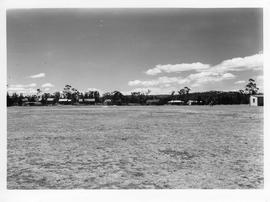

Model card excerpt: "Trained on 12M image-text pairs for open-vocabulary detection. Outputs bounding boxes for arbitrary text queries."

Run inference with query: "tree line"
[7,78,261,106]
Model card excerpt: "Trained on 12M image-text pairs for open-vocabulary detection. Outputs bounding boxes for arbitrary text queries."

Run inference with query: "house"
[146,99,160,105]
[21,98,28,103]
[187,100,197,105]
[20,98,28,106]
[46,98,55,105]
[168,100,184,105]
[22,97,42,106]
[104,99,112,105]
[58,98,72,105]
[250,94,264,106]
[37,96,42,102]
[79,99,84,103]
[84,98,95,105]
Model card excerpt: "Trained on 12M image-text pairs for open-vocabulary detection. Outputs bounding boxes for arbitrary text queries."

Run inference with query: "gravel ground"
[7,105,263,189]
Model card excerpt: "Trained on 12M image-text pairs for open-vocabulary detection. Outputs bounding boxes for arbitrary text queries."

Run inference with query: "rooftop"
[250,94,264,97]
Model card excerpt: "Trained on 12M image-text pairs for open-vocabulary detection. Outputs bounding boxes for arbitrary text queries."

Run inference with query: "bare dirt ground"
[7,105,263,189]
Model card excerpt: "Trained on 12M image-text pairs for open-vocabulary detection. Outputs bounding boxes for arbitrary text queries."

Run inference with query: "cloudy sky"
[7,8,263,95]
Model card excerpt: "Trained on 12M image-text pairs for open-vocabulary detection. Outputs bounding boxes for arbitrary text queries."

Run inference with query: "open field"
[7,105,263,189]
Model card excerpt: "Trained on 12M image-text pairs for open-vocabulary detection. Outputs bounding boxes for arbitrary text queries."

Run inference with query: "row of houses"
[22,98,97,106]
[21,98,199,106]
[167,100,203,105]
[57,98,96,105]
[147,96,263,106]
[146,99,203,105]
[20,95,264,106]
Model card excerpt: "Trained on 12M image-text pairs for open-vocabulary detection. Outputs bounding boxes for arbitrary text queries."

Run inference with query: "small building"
[84,98,95,105]
[146,99,160,105]
[187,100,197,105]
[21,98,28,103]
[58,98,72,105]
[104,99,112,105]
[168,100,184,105]
[46,98,55,105]
[79,99,84,103]
[250,94,264,106]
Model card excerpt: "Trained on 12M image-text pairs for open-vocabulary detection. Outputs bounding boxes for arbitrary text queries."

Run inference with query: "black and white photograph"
[1,0,270,201]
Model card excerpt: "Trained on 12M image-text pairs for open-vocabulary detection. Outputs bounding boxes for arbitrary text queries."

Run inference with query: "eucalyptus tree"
[245,78,259,95]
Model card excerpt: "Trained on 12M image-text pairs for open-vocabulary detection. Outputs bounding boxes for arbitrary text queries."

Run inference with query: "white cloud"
[144,53,263,76]
[234,80,246,84]
[128,79,158,86]
[87,88,100,91]
[146,63,210,75]
[128,76,189,87]
[222,73,235,79]
[256,75,263,82]
[44,88,50,91]
[29,83,37,87]
[208,53,263,73]
[130,52,262,92]
[7,87,25,91]
[186,71,218,81]
[186,72,235,87]
[41,83,54,88]
[29,73,46,78]
[129,71,235,89]
[9,83,37,88]
[7,87,37,95]
[124,87,174,95]
[256,75,264,92]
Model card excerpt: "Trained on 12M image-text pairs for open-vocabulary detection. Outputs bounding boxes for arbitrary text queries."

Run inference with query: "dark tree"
[239,89,244,94]
[112,91,125,105]
[245,78,259,95]
[63,84,72,99]
[18,93,24,106]
[87,90,100,102]
[171,91,175,100]
[54,91,60,102]
[184,87,191,94]
[7,93,13,106]
[102,92,112,101]
[71,88,79,104]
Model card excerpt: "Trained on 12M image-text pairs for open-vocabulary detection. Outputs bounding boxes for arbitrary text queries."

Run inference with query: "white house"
[58,98,71,105]
[46,98,55,105]
[104,99,112,105]
[250,94,263,106]
[84,98,95,104]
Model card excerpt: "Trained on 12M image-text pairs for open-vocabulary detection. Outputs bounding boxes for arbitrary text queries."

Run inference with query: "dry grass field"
[7,105,263,189]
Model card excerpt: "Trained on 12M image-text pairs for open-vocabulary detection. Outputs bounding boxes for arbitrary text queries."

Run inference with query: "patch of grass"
[7,105,263,189]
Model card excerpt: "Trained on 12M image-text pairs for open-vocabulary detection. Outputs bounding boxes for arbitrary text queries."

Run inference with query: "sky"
[7,8,263,95]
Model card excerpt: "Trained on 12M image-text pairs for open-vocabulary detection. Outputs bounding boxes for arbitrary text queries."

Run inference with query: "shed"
[187,100,197,105]
[146,99,160,105]
[46,98,55,105]
[104,99,112,105]
[250,94,264,106]
[168,100,184,105]
[21,98,28,102]
[58,98,71,105]
[84,98,95,105]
